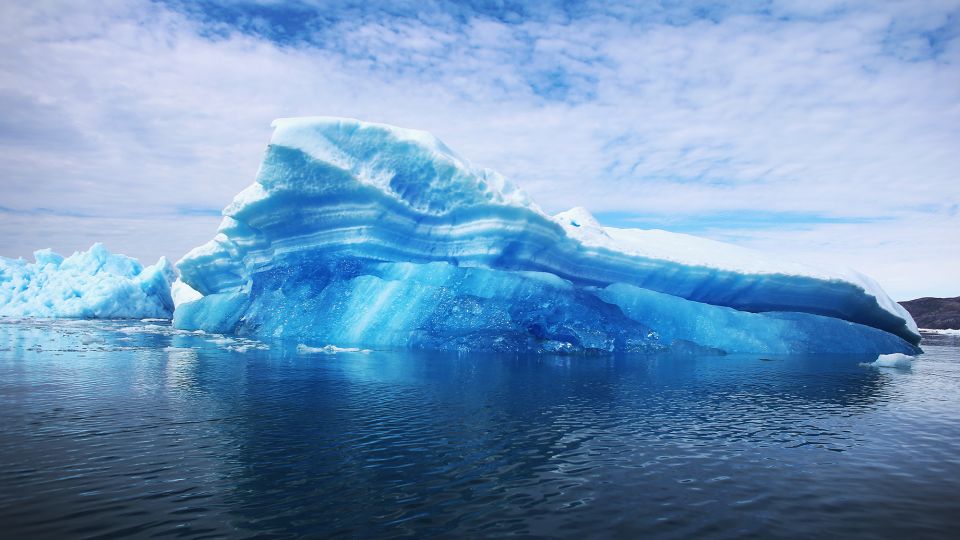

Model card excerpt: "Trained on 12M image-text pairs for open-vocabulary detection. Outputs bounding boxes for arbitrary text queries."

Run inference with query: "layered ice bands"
[174,117,921,354]
[0,244,176,319]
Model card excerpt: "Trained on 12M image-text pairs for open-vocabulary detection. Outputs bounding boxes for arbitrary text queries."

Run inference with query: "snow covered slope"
[0,244,176,319]
[173,117,920,354]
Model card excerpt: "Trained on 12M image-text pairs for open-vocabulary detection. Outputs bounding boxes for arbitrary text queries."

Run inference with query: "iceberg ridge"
[173,116,920,354]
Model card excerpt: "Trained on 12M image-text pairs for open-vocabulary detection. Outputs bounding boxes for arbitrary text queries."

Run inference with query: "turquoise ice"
[173,117,920,355]
[0,243,175,319]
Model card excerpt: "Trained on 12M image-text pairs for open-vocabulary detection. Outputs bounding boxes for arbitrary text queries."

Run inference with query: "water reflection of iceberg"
[2,320,946,539]
[211,347,893,536]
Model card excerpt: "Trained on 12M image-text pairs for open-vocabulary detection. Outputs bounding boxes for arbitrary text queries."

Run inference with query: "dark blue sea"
[1,319,958,539]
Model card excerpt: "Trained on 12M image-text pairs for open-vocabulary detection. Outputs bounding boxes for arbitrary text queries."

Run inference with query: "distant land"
[900,296,960,330]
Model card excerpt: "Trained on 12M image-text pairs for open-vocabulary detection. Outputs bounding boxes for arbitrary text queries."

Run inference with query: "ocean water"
[1,319,958,539]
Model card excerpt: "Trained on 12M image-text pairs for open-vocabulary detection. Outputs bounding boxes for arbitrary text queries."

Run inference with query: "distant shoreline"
[901,297,960,330]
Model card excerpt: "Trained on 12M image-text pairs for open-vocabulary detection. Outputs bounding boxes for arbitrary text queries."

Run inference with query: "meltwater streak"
[1,320,958,539]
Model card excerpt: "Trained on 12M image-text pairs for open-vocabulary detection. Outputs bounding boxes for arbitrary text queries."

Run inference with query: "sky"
[0,0,957,301]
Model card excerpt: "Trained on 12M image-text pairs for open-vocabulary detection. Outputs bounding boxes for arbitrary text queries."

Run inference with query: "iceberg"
[0,243,175,319]
[863,353,915,369]
[173,117,921,355]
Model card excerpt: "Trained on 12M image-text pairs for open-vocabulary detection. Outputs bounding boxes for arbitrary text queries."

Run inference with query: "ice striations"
[0,244,176,319]
[174,117,921,355]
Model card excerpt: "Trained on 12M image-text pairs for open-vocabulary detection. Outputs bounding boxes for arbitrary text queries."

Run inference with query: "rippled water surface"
[1,319,959,539]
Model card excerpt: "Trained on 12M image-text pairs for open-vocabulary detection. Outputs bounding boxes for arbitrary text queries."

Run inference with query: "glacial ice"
[297,344,371,354]
[0,243,175,319]
[868,353,915,368]
[169,116,920,355]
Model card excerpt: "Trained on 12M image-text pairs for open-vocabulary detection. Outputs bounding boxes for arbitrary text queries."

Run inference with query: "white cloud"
[0,0,957,300]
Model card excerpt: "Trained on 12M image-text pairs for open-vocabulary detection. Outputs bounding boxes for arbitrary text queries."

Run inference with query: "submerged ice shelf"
[0,244,175,319]
[172,117,920,355]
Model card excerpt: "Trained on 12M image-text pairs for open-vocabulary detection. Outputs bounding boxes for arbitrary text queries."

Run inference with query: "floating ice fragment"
[297,344,371,354]
[862,353,915,369]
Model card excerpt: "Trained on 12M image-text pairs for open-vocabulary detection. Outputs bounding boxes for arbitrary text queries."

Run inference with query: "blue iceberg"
[0,243,176,319]
[172,117,920,355]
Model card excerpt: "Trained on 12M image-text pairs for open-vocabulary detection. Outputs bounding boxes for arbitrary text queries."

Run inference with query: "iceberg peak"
[267,116,536,214]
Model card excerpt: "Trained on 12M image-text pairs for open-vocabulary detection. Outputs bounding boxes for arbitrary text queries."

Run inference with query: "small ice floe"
[297,344,371,355]
[116,324,168,334]
[861,353,915,369]
[228,342,270,353]
[140,318,170,323]
[920,328,960,335]
[205,335,269,353]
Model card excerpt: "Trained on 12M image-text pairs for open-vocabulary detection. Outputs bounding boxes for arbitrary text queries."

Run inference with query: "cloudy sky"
[0,0,957,300]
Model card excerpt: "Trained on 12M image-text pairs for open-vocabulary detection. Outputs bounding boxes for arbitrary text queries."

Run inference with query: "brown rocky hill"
[899,296,960,330]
